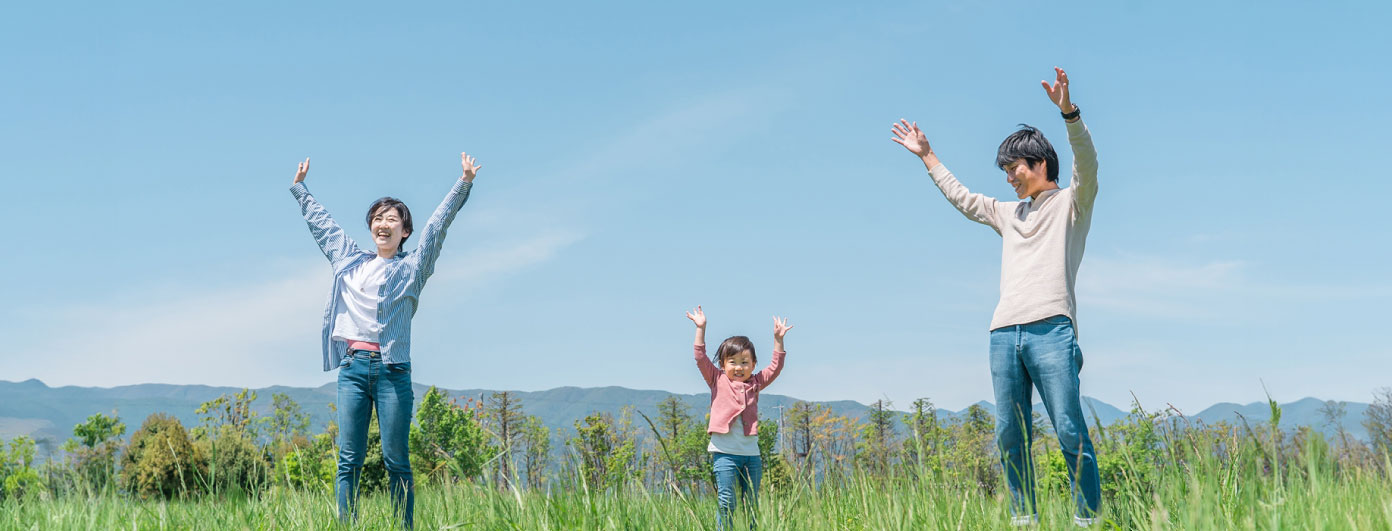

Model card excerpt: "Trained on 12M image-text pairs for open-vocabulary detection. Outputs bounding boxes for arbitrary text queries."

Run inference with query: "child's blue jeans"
[712,452,762,530]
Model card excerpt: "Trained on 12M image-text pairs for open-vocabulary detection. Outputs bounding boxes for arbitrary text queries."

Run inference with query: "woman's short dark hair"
[996,124,1059,182]
[366,197,413,251]
[714,335,757,367]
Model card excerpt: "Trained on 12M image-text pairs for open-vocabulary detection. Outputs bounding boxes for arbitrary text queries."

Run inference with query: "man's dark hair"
[996,124,1059,182]
[715,335,757,367]
[365,197,413,252]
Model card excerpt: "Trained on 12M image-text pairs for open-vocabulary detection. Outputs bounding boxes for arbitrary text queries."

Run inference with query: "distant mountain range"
[0,379,1372,459]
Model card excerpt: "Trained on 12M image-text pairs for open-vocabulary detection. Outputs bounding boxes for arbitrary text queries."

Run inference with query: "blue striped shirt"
[291,179,473,371]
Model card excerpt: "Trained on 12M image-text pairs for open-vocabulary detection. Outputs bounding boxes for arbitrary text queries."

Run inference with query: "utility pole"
[772,404,786,455]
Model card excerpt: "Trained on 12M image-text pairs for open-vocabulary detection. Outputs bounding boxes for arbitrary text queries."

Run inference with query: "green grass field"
[4,447,1389,530]
[6,394,1391,530]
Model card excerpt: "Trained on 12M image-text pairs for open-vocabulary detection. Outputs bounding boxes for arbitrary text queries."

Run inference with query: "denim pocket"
[1040,314,1072,326]
[388,362,411,374]
[339,355,354,369]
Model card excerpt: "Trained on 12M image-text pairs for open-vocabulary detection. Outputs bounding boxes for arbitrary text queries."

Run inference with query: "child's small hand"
[773,315,793,341]
[686,306,706,328]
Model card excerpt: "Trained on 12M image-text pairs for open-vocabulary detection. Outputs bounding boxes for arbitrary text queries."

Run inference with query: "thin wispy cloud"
[429,229,585,288]
[1079,254,1248,318]
[1079,251,1390,320]
[11,231,582,389]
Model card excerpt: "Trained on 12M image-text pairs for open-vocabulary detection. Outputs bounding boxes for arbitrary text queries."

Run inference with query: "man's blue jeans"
[712,452,762,530]
[337,350,415,529]
[989,315,1100,520]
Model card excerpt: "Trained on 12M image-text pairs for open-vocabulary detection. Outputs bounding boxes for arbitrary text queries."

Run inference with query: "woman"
[290,152,481,528]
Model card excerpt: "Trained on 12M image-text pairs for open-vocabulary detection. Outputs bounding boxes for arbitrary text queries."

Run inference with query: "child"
[685,305,792,530]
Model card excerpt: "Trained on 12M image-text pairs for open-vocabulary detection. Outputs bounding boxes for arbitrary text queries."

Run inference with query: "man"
[891,67,1100,527]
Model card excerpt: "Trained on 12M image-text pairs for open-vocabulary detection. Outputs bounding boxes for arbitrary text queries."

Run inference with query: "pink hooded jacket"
[694,343,786,436]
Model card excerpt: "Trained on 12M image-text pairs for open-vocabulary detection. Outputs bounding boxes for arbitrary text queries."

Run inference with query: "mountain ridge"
[0,379,1373,458]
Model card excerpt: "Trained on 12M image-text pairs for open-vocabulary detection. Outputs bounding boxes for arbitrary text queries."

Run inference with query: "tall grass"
[4,446,1388,529]
[5,401,1390,530]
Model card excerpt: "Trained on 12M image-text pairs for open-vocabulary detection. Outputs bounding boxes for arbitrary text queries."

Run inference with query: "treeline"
[3,387,1391,502]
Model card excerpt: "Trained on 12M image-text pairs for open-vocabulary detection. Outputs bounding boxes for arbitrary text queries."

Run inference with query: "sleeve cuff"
[926,162,951,182]
[290,182,309,198]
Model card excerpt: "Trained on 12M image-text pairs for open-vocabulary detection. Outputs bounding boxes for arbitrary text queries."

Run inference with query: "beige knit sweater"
[926,120,1098,332]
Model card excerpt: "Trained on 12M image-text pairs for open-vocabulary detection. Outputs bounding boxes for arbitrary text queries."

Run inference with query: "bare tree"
[1363,388,1392,459]
[485,391,526,488]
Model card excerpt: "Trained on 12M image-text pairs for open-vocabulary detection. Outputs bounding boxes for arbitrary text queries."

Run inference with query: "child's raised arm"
[687,306,720,387]
[773,315,792,352]
[685,305,706,346]
[758,315,793,388]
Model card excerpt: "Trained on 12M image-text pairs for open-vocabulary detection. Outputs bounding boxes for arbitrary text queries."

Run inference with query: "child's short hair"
[714,335,757,366]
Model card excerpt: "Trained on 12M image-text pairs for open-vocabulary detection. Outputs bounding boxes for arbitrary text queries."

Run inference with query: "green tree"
[193,390,271,495]
[674,415,712,489]
[410,387,491,483]
[856,399,897,477]
[61,411,126,492]
[568,412,640,491]
[263,393,311,459]
[1,436,44,499]
[519,415,551,489]
[279,401,337,491]
[277,430,335,492]
[570,413,613,489]
[1074,402,1161,499]
[73,411,126,449]
[947,404,997,494]
[902,397,942,474]
[193,388,259,440]
[121,413,203,499]
[649,396,703,487]
[758,418,794,492]
[360,410,388,493]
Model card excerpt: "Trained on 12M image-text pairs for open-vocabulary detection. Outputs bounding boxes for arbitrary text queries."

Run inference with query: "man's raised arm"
[1043,67,1098,211]
[892,119,1002,232]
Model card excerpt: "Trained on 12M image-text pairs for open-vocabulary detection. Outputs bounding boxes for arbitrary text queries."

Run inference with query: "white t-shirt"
[331,256,392,344]
[707,416,761,456]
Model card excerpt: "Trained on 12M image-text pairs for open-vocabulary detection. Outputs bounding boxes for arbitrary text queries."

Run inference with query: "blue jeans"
[989,315,1100,519]
[337,350,415,529]
[712,453,762,530]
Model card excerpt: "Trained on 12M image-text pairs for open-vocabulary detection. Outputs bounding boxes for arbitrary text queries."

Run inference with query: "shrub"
[1,436,44,499]
[120,413,203,499]
[195,424,272,496]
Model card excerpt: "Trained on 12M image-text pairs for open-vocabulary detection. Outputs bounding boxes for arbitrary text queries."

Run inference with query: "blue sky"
[3,1,1388,413]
